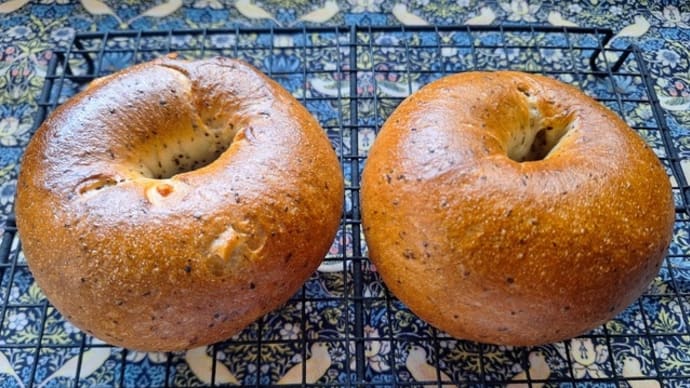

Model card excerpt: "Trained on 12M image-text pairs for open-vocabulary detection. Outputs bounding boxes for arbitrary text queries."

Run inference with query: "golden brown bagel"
[16,57,343,351]
[361,71,674,346]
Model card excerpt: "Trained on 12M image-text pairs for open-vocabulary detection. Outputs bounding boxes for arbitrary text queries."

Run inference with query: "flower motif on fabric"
[350,325,390,372]
[0,117,31,146]
[349,0,385,13]
[654,341,671,359]
[280,323,301,340]
[127,351,168,364]
[50,27,75,42]
[62,321,80,335]
[210,33,236,48]
[605,6,622,16]
[4,25,36,42]
[656,49,681,69]
[6,311,28,331]
[568,4,582,14]
[499,0,540,22]
[651,5,690,29]
[193,0,224,9]
[659,78,690,112]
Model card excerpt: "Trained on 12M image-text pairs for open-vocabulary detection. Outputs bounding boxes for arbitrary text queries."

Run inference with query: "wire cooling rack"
[1,25,689,387]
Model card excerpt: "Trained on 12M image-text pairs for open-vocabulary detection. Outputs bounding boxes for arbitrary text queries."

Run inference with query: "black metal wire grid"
[0,25,688,387]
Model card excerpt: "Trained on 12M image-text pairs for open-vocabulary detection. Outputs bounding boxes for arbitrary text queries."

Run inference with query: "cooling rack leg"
[608,46,634,73]
[71,38,94,80]
[0,218,14,265]
[590,38,634,75]
[589,29,613,73]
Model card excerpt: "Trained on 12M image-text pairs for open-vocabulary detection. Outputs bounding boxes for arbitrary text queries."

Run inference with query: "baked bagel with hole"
[16,57,344,351]
[361,71,674,345]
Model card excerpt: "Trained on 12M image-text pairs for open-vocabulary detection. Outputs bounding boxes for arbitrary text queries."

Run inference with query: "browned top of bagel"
[362,71,674,345]
[16,57,343,351]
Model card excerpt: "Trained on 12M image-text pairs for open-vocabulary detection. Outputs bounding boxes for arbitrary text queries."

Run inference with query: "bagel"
[361,71,674,345]
[16,57,344,351]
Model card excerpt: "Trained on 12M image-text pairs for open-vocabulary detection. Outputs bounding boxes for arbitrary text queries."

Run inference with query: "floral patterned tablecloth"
[0,1,689,387]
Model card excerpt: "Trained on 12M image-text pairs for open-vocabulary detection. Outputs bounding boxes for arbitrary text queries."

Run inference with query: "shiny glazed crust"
[361,71,675,346]
[16,57,344,351]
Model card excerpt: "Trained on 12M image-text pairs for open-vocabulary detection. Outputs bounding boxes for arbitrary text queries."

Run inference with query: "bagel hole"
[143,125,238,179]
[508,84,575,162]
[509,122,572,163]
[524,127,551,161]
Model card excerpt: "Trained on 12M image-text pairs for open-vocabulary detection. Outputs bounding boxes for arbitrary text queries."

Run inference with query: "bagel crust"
[361,71,675,346]
[16,57,343,351]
